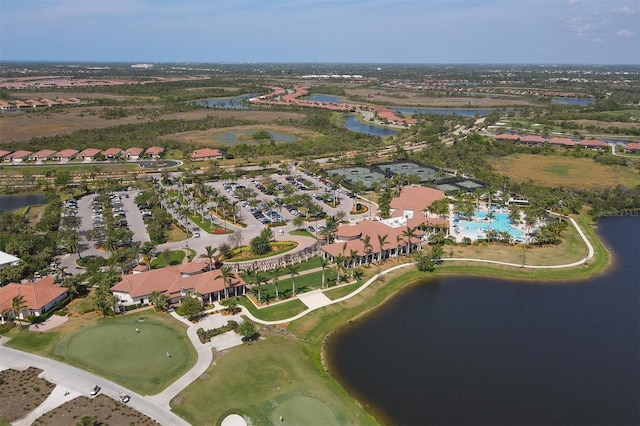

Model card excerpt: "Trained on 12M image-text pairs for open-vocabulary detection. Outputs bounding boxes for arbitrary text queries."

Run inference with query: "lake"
[552,98,596,106]
[194,93,259,109]
[305,94,348,103]
[392,107,499,116]
[327,215,640,425]
[0,193,46,212]
[343,115,398,137]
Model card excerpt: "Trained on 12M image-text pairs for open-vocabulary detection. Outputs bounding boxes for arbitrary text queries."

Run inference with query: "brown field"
[343,88,538,107]
[572,119,640,131]
[0,107,304,143]
[160,124,320,146]
[8,90,159,102]
[492,154,640,188]
[0,367,56,423]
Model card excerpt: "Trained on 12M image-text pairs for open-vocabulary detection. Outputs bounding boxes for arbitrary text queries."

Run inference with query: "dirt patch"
[0,367,56,422]
[32,394,159,426]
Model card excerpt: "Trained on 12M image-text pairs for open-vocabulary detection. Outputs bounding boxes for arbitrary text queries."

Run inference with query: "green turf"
[54,313,196,395]
[171,336,372,426]
[237,297,307,321]
[151,250,185,268]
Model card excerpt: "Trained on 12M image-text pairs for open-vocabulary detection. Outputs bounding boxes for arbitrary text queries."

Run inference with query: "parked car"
[90,385,101,396]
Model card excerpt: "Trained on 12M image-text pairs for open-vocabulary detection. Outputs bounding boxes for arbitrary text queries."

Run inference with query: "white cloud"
[615,29,636,36]
[567,0,579,5]
[613,6,636,15]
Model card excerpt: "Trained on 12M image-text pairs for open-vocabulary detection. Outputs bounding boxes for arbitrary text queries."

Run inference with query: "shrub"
[197,320,239,343]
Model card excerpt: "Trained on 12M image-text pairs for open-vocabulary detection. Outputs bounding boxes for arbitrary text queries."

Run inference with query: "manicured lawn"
[151,249,185,268]
[53,312,196,395]
[266,269,338,299]
[236,297,307,321]
[324,282,361,300]
[171,336,374,426]
[224,242,297,262]
[289,229,315,239]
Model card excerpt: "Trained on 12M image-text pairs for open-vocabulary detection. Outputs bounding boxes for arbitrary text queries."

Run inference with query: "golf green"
[56,314,195,395]
[271,395,338,425]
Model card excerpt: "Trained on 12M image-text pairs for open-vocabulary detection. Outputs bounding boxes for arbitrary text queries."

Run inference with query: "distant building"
[145,146,165,159]
[30,149,57,162]
[580,139,609,150]
[54,149,79,162]
[191,148,223,161]
[520,135,546,146]
[102,147,123,159]
[124,147,144,160]
[548,137,576,148]
[78,148,101,161]
[4,150,32,163]
[624,142,640,153]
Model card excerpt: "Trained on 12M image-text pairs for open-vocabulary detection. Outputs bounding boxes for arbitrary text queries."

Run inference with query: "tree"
[228,231,243,249]
[215,266,234,299]
[271,265,282,300]
[66,230,83,259]
[181,293,203,319]
[150,290,169,311]
[237,320,258,341]
[333,253,346,283]
[402,227,418,254]
[138,242,155,270]
[250,233,272,256]
[253,272,268,305]
[362,234,373,264]
[292,216,305,229]
[12,295,25,324]
[319,258,329,288]
[414,251,435,272]
[204,245,217,271]
[286,264,300,296]
[377,234,388,262]
[431,245,444,263]
[349,249,359,278]
[94,283,117,316]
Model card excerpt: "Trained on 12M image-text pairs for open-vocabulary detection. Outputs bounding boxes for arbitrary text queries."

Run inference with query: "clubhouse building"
[111,261,246,311]
[0,276,68,323]
[320,186,449,265]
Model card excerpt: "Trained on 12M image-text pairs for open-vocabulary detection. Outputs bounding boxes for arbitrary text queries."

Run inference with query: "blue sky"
[1,0,638,64]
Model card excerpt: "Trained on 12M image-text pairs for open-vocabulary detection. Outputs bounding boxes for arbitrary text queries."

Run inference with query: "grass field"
[491,154,640,188]
[171,335,373,426]
[151,249,186,268]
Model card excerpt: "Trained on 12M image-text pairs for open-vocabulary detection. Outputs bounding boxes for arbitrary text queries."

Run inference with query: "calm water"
[393,107,497,116]
[327,215,640,425]
[552,98,596,106]
[305,94,347,103]
[0,193,46,211]
[343,115,398,137]
[195,93,259,109]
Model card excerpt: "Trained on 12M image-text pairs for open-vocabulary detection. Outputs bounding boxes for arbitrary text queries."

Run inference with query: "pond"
[304,94,348,103]
[552,98,596,106]
[327,215,640,425]
[0,193,46,212]
[194,93,259,109]
[342,115,398,137]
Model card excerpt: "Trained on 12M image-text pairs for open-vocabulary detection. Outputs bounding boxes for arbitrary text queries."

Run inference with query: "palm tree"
[215,266,234,299]
[66,230,82,259]
[286,264,300,296]
[204,245,217,271]
[271,266,282,300]
[377,234,388,262]
[150,290,169,311]
[254,272,268,305]
[333,253,346,284]
[12,295,25,324]
[138,242,155,270]
[105,237,119,256]
[362,234,373,264]
[319,258,329,288]
[349,249,359,278]
[402,226,418,254]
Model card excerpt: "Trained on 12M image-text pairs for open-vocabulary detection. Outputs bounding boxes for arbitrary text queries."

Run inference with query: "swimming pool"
[453,210,525,241]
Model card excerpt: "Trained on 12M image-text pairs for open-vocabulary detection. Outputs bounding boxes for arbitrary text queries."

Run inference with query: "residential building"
[548,137,576,148]
[53,149,79,162]
[30,149,57,162]
[191,148,223,161]
[0,276,68,323]
[78,148,101,161]
[145,146,165,159]
[102,147,123,159]
[580,139,609,150]
[4,150,32,163]
[624,142,640,153]
[124,147,144,160]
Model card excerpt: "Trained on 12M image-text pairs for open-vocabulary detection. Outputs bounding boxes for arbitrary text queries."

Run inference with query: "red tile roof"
[145,146,165,155]
[494,134,520,141]
[389,186,446,214]
[102,147,122,157]
[192,148,223,159]
[520,135,546,144]
[548,137,575,147]
[0,150,11,159]
[32,149,56,159]
[124,147,144,156]
[624,142,640,151]
[0,276,67,313]
[78,148,101,157]
[55,149,79,158]
[111,263,245,299]
[580,139,608,148]
[6,150,32,160]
